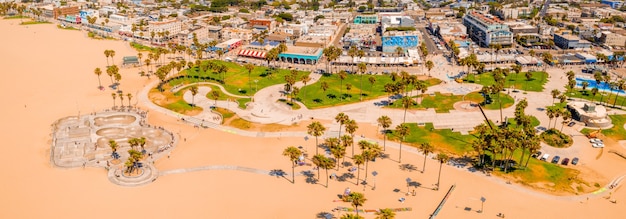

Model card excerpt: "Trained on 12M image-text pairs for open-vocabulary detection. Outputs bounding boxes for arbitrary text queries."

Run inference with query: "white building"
[147,19,182,40]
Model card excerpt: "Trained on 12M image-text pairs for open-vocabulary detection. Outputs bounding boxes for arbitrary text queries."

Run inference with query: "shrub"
[540,128,573,148]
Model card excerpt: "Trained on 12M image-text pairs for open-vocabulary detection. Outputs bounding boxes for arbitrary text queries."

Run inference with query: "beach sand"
[0,19,625,218]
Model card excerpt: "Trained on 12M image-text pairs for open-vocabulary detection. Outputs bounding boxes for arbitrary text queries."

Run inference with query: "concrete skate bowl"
[95,127,172,152]
[94,115,137,126]
[96,127,126,137]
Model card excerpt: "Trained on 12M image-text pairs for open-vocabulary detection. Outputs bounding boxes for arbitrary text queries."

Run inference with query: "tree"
[551,89,561,104]
[331,139,347,170]
[582,81,589,94]
[435,153,450,190]
[301,75,311,101]
[360,141,381,182]
[395,123,410,163]
[335,113,349,139]
[338,71,348,100]
[369,76,376,94]
[307,121,326,155]
[189,85,199,106]
[126,93,133,107]
[94,68,103,89]
[348,46,358,73]
[210,90,220,105]
[419,142,434,173]
[340,214,364,219]
[104,50,111,66]
[243,63,255,93]
[395,46,404,72]
[375,208,396,219]
[591,87,599,103]
[425,60,434,77]
[108,140,119,159]
[282,146,302,184]
[321,81,329,98]
[377,115,392,151]
[347,192,367,217]
[111,93,116,107]
[312,154,336,188]
[352,154,365,185]
[344,119,358,156]
[401,96,415,123]
[358,62,367,101]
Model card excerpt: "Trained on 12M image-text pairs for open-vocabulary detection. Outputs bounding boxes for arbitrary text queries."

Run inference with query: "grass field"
[57,24,79,30]
[466,71,548,92]
[386,123,476,154]
[20,20,50,25]
[169,60,309,96]
[298,73,441,109]
[565,89,626,108]
[386,90,514,112]
[581,114,626,141]
[130,42,158,52]
[3,15,29,19]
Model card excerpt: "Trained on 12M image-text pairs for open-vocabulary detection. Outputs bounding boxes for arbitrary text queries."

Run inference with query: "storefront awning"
[238,49,266,59]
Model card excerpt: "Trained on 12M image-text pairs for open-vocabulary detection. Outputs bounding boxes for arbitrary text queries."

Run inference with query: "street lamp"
[371,171,378,190]
[406,177,412,195]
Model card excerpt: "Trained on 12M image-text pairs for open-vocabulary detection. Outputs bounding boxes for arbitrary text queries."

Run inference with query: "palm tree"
[347,192,367,217]
[335,113,349,139]
[425,60,434,77]
[340,214,364,219]
[330,141,347,170]
[111,93,116,107]
[352,154,365,185]
[321,81,329,98]
[561,110,572,132]
[613,80,625,108]
[126,93,133,108]
[338,70,348,100]
[348,46,358,73]
[301,75,311,101]
[210,90,220,105]
[307,121,326,155]
[375,208,396,219]
[104,50,110,66]
[401,96,415,123]
[395,123,410,163]
[344,119,358,156]
[551,89,561,104]
[591,87,599,103]
[189,85,198,106]
[419,142,434,173]
[369,76,376,94]
[358,62,367,101]
[282,146,302,184]
[395,46,404,72]
[581,81,589,94]
[360,142,381,182]
[108,140,119,159]
[244,63,255,93]
[435,153,450,190]
[312,154,336,188]
[94,68,103,89]
[110,50,116,65]
[377,115,392,151]
[118,93,124,107]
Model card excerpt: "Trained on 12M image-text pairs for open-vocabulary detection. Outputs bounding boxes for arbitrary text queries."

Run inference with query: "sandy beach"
[0,19,625,219]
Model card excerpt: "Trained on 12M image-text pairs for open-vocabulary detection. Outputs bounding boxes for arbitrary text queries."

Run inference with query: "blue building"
[354,15,378,24]
[382,31,419,53]
[278,46,323,64]
[601,0,623,9]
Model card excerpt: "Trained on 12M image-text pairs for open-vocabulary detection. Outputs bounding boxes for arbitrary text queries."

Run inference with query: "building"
[462,11,513,47]
[601,0,623,9]
[248,18,276,31]
[53,6,79,19]
[79,9,99,21]
[221,27,253,42]
[599,31,626,47]
[214,39,242,52]
[58,14,81,24]
[353,15,378,24]
[567,102,612,128]
[496,7,532,20]
[381,15,415,30]
[382,31,419,53]
[278,46,323,64]
[553,32,592,49]
[343,24,378,49]
[147,19,182,41]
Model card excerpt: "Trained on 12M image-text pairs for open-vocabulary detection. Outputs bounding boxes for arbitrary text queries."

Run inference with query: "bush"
[540,128,573,148]
[385,26,416,32]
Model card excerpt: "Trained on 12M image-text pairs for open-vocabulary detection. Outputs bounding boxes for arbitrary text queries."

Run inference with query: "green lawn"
[201,84,251,109]
[387,91,514,112]
[298,73,441,109]
[3,15,29,19]
[130,42,158,52]
[566,89,626,108]
[386,123,475,154]
[165,99,201,114]
[466,71,548,92]
[168,60,309,96]
[506,116,540,128]
[581,114,626,141]
[502,153,586,194]
[20,20,50,25]
[57,24,79,30]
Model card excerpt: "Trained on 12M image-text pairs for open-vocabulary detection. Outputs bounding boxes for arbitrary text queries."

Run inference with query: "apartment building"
[462,11,513,47]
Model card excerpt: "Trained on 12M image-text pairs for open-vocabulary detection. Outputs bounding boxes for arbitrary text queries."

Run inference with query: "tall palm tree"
[244,63,255,93]
[369,76,376,94]
[338,70,348,100]
[435,153,450,190]
[344,119,358,156]
[551,89,561,104]
[312,154,335,188]
[581,81,589,94]
[377,115,392,151]
[360,142,381,182]
[340,214,364,219]
[425,60,434,77]
[395,123,410,163]
[307,121,326,155]
[189,85,199,106]
[419,142,434,173]
[591,87,599,103]
[126,93,133,108]
[94,67,103,89]
[352,154,365,185]
[375,208,396,219]
[301,75,311,101]
[110,50,116,65]
[111,93,116,107]
[331,141,347,170]
[395,46,404,72]
[104,50,111,66]
[118,93,124,107]
[282,146,302,184]
[348,46,358,73]
[108,140,118,159]
[347,192,367,217]
[335,113,349,139]
[613,80,625,108]
[358,62,367,101]
[401,96,415,123]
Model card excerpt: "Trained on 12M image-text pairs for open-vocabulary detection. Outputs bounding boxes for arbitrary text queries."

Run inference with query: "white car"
[592,143,605,148]
[589,138,602,144]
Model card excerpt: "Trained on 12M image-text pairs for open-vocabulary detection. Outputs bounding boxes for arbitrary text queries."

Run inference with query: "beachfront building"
[353,15,378,24]
[221,27,253,42]
[462,11,513,47]
[58,14,81,24]
[79,9,99,21]
[248,18,276,31]
[147,19,182,43]
[599,31,626,47]
[567,102,612,128]
[381,15,415,31]
[343,24,377,49]
[382,31,419,53]
[601,0,624,9]
[278,46,323,64]
[213,39,242,52]
[176,25,210,47]
[553,32,592,49]
[237,41,279,60]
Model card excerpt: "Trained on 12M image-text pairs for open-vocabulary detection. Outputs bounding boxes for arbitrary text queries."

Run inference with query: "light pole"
[479,197,486,213]
[372,171,377,190]
[406,177,412,195]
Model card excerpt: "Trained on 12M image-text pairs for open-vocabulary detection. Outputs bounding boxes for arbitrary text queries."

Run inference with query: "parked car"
[551,156,561,164]
[571,157,579,165]
[541,154,550,161]
[567,122,576,127]
[561,158,570,165]
[532,151,542,158]
[589,138,602,143]
[592,142,605,148]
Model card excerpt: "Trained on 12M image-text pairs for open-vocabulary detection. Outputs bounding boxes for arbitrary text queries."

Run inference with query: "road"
[417,26,440,55]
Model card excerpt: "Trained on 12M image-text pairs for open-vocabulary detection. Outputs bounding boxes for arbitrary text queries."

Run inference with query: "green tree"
[210,90,220,105]
[419,142,434,173]
[338,70,348,100]
[335,113,349,139]
[282,146,302,184]
[307,121,326,155]
[312,154,336,188]
[189,85,199,106]
[425,60,434,77]
[435,153,450,190]
[395,123,410,163]
[401,96,415,123]
[244,63,255,93]
[358,62,367,101]
[347,192,367,217]
[377,115,392,151]
[352,154,365,185]
[375,208,396,219]
[344,119,358,156]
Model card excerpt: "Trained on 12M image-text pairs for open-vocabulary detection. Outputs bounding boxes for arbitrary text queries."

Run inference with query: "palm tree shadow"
[269,169,290,182]
[316,211,335,219]
[301,170,319,184]
[399,163,417,172]
[336,172,355,182]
